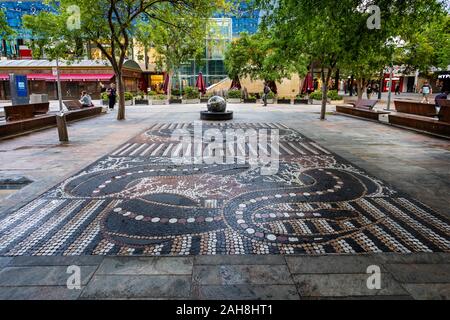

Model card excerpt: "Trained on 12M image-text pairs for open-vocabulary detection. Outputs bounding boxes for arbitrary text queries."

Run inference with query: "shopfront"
[0,59,142,100]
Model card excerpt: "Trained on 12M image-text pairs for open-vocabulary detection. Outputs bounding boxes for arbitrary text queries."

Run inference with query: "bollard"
[56,113,69,142]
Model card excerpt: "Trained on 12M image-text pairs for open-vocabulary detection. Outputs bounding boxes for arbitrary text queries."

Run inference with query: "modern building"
[0,0,57,59]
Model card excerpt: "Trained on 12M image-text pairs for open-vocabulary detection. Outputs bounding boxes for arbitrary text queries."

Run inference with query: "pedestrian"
[262,82,271,107]
[79,91,94,108]
[395,83,401,95]
[435,90,448,108]
[107,83,117,110]
[366,85,373,99]
[420,81,433,104]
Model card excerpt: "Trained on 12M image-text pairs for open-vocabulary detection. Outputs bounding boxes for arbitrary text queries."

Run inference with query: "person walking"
[262,82,271,107]
[395,83,401,95]
[420,81,433,104]
[107,83,117,110]
[366,85,373,99]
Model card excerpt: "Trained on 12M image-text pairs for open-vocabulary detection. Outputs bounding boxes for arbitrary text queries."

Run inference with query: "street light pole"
[386,60,393,111]
[56,57,63,112]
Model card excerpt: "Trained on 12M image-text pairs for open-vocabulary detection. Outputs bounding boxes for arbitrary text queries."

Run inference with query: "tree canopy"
[0,9,15,40]
[23,0,225,120]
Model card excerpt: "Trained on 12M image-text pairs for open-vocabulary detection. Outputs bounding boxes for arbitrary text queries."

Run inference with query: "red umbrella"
[196,72,206,95]
[163,73,170,95]
[302,72,314,94]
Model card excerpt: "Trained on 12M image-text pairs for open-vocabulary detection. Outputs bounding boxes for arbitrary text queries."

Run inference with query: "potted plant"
[169,89,183,104]
[327,90,344,104]
[134,91,149,105]
[309,91,329,104]
[150,94,168,105]
[277,97,292,104]
[200,93,212,103]
[243,93,257,103]
[101,92,109,106]
[124,92,134,106]
[294,93,309,105]
[263,91,276,104]
[182,86,200,104]
[227,90,242,103]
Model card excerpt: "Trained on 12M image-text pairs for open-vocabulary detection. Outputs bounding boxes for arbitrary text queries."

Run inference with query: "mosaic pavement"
[0,122,449,256]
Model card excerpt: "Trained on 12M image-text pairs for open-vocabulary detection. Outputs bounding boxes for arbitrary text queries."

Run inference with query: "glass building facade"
[0,1,58,58]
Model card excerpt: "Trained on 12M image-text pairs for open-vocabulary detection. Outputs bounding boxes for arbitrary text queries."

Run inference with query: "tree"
[0,9,15,40]
[395,14,450,74]
[261,0,447,119]
[23,0,224,120]
[224,30,303,94]
[135,5,213,100]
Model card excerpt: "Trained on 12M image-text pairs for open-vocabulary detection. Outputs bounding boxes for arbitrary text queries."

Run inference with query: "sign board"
[9,74,30,105]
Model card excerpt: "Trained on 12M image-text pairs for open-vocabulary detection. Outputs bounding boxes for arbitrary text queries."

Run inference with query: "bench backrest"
[4,104,36,122]
[438,105,450,123]
[355,99,378,110]
[63,100,83,111]
[343,99,357,107]
[394,100,436,116]
[436,99,450,108]
[32,102,50,115]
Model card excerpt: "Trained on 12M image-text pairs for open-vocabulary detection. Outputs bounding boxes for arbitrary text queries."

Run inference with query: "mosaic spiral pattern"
[0,122,449,256]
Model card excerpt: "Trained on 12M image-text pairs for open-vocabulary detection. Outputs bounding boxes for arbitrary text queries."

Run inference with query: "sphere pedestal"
[200,111,234,121]
[200,96,233,121]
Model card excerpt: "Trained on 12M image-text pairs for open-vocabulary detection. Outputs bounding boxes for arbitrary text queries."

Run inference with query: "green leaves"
[0,9,15,39]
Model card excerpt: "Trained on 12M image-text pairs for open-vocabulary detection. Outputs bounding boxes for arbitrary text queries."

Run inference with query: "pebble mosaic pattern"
[0,122,449,256]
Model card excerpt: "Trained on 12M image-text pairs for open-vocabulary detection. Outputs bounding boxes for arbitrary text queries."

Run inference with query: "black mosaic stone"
[0,122,449,257]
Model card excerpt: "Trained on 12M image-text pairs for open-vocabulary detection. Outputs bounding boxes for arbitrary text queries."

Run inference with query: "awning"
[0,73,115,81]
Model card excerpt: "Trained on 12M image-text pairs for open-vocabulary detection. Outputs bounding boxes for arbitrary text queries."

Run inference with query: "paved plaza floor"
[0,103,449,299]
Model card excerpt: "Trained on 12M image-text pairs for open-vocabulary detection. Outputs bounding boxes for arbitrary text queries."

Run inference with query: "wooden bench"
[389,105,450,137]
[394,100,437,117]
[0,106,104,139]
[4,102,50,122]
[336,99,389,121]
[4,104,36,122]
[32,102,50,115]
[63,100,84,111]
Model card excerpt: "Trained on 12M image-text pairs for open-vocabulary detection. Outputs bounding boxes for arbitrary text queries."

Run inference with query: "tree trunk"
[144,45,149,70]
[320,69,328,121]
[357,79,365,100]
[116,72,126,121]
[266,80,277,95]
[167,70,174,101]
[334,69,340,91]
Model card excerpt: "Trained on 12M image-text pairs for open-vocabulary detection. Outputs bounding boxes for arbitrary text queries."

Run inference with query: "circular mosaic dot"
[205,217,214,222]
[113,208,122,213]
[246,228,255,234]
[169,218,178,224]
[135,215,144,221]
[187,218,195,223]
[151,217,160,223]
[266,234,277,241]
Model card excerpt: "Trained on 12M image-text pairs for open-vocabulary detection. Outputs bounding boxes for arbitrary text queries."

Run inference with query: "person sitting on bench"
[79,91,94,108]
[435,91,448,108]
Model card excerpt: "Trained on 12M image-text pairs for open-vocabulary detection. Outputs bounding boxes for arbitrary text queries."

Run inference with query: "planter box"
[169,99,182,104]
[243,98,257,103]
[182,99,200,104]
[150,99,168,105]
[227,98,241,103]
[125,100,133,106]
[312,99,331,105]
[331,100,344,105]
[134,99,149,105]
[277,99,292,105]
[200,98,210,103]
[294,99,309,105]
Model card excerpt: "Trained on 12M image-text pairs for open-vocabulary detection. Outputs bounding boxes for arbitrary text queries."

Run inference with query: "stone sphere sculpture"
[207,96,227,113]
